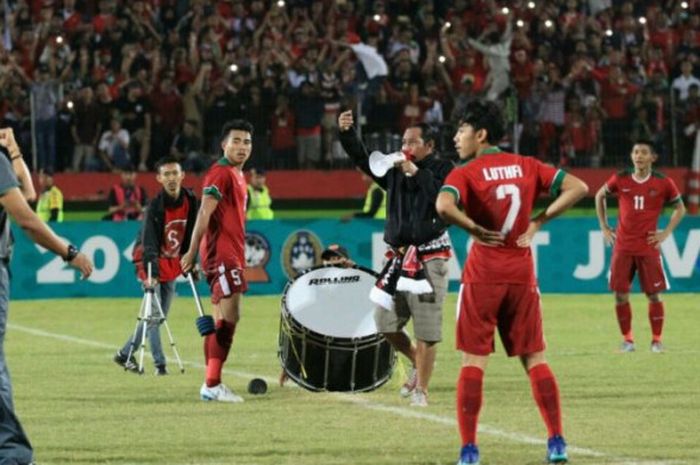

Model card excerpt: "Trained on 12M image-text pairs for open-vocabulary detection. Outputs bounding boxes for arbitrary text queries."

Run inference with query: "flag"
[350,43,388,79]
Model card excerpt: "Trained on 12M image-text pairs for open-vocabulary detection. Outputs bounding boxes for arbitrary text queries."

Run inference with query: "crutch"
[186,271,215,336]
[151,287,185,374]
[126,263,155,374]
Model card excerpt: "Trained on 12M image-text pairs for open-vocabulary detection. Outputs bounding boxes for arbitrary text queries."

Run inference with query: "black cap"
[321,244,349,261]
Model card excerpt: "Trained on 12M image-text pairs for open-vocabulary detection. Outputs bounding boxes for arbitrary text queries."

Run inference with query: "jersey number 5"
[496,184,521,234]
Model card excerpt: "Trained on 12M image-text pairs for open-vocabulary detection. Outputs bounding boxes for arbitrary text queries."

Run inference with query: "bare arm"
[648,200,686,248]
[517,173,589,247]
[0,127,36,201]
[595,184,616,245]
[0,188,93,278]
[11,157,36,202]
[180,194,218,273]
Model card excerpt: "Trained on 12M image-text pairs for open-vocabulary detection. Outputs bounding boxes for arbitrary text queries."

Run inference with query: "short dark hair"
[632,138,657,154]
[457,100,505,144]
[220,119,254,142]
[155,156,182,172]
[408,123,439,147]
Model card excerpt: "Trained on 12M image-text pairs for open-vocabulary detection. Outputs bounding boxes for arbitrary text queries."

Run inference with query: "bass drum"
[278,264,395,392]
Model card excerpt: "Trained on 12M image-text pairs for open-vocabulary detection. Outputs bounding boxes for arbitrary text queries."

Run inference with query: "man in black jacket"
[114,157,198,375]
[338,110,454,406]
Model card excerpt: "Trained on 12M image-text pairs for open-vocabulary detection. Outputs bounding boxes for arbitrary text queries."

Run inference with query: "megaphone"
[369,151,406,177]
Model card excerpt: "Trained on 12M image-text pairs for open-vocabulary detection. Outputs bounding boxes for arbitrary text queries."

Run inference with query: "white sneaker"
[200,383,244,403]
[399,367,417,397]
[410,389,428,407]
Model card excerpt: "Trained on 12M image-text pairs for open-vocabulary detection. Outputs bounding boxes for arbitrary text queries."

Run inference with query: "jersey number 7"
[496,184,521,234]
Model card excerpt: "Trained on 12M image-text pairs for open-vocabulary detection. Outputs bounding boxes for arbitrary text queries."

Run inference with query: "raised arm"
[0,128,36,201]
[337,110,387,189]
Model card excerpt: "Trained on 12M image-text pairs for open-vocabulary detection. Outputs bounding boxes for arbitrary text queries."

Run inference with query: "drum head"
[283,265,378,339]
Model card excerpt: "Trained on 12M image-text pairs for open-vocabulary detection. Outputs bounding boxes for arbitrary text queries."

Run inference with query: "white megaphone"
[369,151,406,177]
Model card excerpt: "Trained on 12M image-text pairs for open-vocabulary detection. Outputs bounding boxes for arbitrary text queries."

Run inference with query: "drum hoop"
[280,263,379,344]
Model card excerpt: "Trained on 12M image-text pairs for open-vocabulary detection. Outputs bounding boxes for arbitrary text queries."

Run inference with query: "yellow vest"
[247,185,274,220]
[36,186,64,222]
[363,183,386,219]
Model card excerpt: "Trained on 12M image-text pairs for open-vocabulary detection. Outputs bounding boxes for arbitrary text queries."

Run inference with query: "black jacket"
[140,188,198,279]
[339,127,454,247]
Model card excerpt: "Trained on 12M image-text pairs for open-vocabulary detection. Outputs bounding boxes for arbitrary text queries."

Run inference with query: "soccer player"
[181,120,253,403]
[114,157,198,375]
[435,100,588,464]
[595,140,685,353]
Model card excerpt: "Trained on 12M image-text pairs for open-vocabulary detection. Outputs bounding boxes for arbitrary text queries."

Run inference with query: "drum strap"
[280,316,309,380]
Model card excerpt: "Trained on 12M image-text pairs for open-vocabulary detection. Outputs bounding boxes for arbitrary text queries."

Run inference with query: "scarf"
[369,232,451,311]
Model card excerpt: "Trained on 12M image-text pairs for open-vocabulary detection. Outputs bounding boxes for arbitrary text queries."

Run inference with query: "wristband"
[64,244,79,262]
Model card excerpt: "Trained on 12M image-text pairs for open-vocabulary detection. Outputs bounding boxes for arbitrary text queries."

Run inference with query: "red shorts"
[609,251,668,294]
[456,283,545,357]
[206,265,248,304]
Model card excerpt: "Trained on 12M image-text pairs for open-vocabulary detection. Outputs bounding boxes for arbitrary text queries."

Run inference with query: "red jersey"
[200,158,248,274]
[159,199,190,282]
[442,148,564,284]
[605,169,681,256]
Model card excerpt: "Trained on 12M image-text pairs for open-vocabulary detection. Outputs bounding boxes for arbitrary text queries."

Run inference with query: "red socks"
[648,301,664,343]
[529,363,563,438]
[616,301,665,343]
[456,366,484,446]
[615,302,633,342]
[205,320,237,387]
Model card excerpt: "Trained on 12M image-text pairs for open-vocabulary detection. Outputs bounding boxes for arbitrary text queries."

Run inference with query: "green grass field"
[7,293,698,465]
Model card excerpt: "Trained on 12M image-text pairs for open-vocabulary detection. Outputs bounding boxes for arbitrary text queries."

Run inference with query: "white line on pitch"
[8,323,684,465]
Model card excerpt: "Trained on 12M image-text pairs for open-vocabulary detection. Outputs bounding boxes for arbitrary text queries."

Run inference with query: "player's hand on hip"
[647,230,667,249]
[602,226,616,246]
[70,253,94,280]
[338,110,353,131]
[516,221,540,247]
[470,225,505,246]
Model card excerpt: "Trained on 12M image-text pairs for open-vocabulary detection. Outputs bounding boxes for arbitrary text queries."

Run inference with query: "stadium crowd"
[0,0,699,173]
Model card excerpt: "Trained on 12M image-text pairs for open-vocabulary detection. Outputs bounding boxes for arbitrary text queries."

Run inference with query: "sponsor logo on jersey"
[281,230,324,279]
